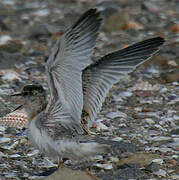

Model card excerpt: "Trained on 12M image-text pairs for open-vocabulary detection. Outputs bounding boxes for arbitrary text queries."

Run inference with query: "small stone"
[152,159,164,165]
[165,159,177,166]
[0,137,11,143]
[103,163,113,170]
[172,155,178,159]
[9,154,21,158]
[0,35,12,43]
[119,91,133,98]
[0,125,5,131]
[94,155,103,161]
[169,175,179,180]
[1,70,21,81]
[149,136,173,142]
[0,151,6,159]
[159,87,168,93]
[145,162,160,172]
[111,137,123,141]
[27,149,39,157]
[159,147,172,153]
[93,163,113,170]
[145,118,155,124]
[96,122,109,131]
[106,111,127,119]
[170,128,179,135]
[110,156,119,163]
[154,169,167,177]
[32,9,49,17]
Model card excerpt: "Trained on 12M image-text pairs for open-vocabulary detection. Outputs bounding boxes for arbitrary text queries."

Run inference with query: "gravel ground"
[0,0,178,179]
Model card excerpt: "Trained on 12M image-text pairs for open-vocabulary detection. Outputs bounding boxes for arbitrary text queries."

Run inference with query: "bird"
[11,8,165,170]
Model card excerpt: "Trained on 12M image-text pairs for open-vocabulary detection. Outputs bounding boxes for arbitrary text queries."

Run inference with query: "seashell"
[0,110,28,128]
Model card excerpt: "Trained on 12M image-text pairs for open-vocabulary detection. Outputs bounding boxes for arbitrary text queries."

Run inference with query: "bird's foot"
[58,158,68,169]
[83,169,99,180]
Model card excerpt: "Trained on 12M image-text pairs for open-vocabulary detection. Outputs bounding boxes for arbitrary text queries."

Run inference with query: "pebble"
[145,118,155,124]
[152,159,164,165]
[170,175,179,180]
[119,91,133,98]
[149,136,172,142]
[1,71,21,81]
[106,111,127,119]
[0,137,11,143]
[0,35,12,44]
[153,169,167,177]
[27,149,39,157]
[0,151,6,158]
[110,156,119,163]
[159,87,168,93]
[111,137,123,141]
[9,154,21,158]
[96,122,109,131]
[0,125,5,132]
[159,147,172,153]
[32,9,50,17]
[94,155,103,161]
[145,162,160,172]
[93,163,113,170]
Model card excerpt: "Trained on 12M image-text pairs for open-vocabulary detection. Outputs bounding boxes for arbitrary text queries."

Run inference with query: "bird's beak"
[12,104,23,112]
[10,93,24,112]
[11,93,23,97]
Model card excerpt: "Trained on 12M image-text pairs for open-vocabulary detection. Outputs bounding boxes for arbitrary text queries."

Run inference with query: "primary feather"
[82,37,165,127]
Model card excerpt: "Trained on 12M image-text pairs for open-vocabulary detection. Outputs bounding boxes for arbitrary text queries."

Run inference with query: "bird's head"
[11,85,47,119]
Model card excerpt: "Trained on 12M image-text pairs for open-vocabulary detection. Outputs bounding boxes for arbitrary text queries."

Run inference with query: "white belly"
[28,119,60,161]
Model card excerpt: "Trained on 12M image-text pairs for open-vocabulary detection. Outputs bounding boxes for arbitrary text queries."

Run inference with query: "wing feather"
[82,37,165,125]
[44,100,83,135]
[46,9,102,123]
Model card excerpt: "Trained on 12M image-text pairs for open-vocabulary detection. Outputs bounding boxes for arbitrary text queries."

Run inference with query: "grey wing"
[82,37,165,124]
[44,99,84,137]
[46,9,102,123]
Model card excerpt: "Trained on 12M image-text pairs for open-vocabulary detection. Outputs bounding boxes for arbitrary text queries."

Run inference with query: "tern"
[12,8,165,171]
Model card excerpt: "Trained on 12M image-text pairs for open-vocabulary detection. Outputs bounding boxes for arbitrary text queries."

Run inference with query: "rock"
[1,70,21,81]
[0,137,11,143]
[152,158,164,165]
[154,169,167,177]
[117,153,162,167]
[169,175,179,179]
[106,111,127,119]
[93,163,113,170]
[149,136,173,143]
[170,128,179,135]
[0,40,23,53]
[0,51,29,69]
[103,11,129,32]
[145,162,160,172]
[142,1,160,13]
[145,118,155,124]
[98,168,145,180]
[96,122,108,131]
[43,168,97,180]
[161,70,179,83]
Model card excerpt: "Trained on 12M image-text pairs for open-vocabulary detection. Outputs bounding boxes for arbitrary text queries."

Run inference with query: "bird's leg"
[83,169,99,180]
[58,158,68,169]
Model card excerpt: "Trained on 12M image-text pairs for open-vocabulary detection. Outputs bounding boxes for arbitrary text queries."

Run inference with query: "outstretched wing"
[46,9,102,123]
[82,37,165,125]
